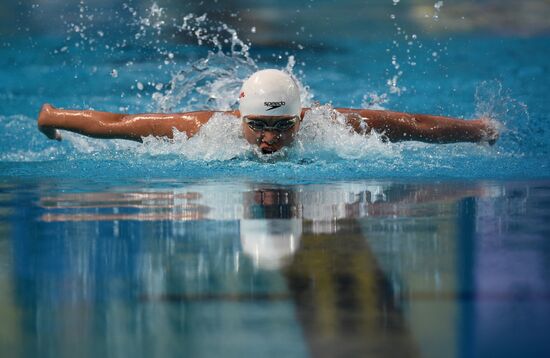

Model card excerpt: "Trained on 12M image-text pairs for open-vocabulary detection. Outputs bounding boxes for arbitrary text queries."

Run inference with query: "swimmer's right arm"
[37,104,225,142]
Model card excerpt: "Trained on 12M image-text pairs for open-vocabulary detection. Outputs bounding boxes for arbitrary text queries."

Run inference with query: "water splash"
[148,12,314,114]
[149,13,262,112]
[361,92,389,110]
[293,104,401,161]
[179,13,250,56]
[386,5,422,96]
[54,106,400,164]
[150,50,256,112]
[474,80,542,153]
[137,112,250,161]
[56,3,311,114]
[285,55,314,109]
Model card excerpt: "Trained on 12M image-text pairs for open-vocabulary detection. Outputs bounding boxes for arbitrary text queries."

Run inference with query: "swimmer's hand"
[479,117,500,145]
[40,127,62,141]
[38,104,62,141]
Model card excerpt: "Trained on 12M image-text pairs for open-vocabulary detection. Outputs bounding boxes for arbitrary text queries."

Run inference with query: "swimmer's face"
[241,115,301,154]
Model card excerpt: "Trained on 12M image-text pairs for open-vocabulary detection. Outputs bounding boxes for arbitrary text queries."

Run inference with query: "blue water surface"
[0,13,549,181]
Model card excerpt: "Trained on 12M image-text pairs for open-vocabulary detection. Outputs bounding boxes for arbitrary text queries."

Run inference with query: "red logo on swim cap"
[240,92,245,98]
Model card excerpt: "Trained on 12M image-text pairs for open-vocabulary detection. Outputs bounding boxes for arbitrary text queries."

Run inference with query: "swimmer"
[37,69,499,154]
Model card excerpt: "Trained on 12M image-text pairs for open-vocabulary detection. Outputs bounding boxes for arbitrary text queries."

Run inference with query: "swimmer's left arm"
[336,108,499,144]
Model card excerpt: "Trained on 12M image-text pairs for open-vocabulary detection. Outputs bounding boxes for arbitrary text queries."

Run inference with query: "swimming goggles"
[243,116,299,132]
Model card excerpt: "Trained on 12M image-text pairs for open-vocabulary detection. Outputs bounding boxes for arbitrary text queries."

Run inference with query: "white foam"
[292,104,402,160]
[125,105,404,163]
[136,112,251,161]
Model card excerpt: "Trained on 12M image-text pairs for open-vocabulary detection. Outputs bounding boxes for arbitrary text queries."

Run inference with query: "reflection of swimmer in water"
[38,69,499,154]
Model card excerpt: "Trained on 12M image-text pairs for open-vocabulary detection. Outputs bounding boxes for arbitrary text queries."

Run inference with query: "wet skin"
[37,105,499,152]
[241,115,302,154]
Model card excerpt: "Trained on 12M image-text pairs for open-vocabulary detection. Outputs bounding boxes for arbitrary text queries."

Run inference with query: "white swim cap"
[239,69,301,117]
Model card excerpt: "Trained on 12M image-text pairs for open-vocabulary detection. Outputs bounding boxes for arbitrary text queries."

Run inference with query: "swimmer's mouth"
[261,148,276,155]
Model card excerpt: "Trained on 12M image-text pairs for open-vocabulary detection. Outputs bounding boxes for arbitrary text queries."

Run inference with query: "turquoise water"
[1,14,549,180]
[2,35,549,180]
[1,1,550,357]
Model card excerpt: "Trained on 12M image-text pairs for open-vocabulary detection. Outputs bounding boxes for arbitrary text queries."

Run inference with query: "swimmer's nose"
[261,131,279,144]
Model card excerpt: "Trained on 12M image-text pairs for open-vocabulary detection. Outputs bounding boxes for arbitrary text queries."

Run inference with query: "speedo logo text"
[264,101,285,111]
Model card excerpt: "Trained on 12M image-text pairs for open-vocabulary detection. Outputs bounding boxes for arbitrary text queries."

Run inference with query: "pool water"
[1,179,550,357]
[1,1,550,357]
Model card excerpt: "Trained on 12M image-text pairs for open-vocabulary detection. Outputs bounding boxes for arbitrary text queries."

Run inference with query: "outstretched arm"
[37,104,229,142]
[336,108,499,144]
